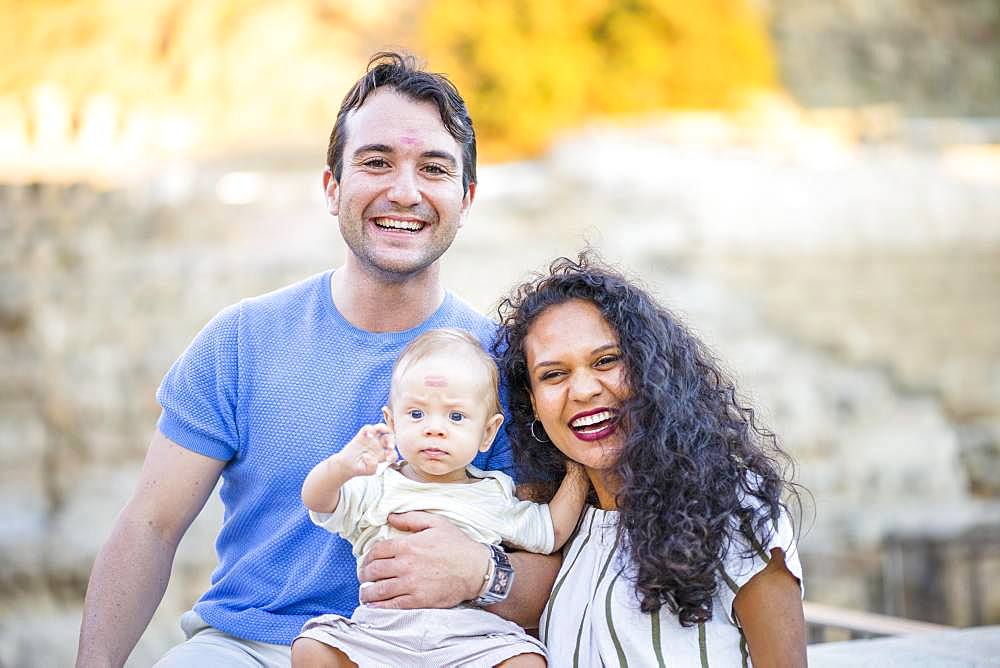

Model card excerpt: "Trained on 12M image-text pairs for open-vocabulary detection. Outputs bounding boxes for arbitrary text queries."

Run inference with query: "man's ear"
[457,181,475,229]
[381,406,395,431]
[479,412,504,452]
[323,167,340,216]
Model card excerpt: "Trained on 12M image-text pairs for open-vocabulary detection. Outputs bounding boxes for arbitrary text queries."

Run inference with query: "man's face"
[324,88,475,279]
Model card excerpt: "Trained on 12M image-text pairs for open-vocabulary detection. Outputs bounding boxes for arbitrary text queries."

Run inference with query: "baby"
[291,328,588,668]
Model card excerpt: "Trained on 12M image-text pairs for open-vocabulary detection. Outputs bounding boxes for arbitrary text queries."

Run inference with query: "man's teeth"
[571,411,615,429]
[374,218,424,231]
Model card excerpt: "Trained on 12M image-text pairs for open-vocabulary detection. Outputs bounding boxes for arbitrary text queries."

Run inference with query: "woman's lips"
[568,409,619,442]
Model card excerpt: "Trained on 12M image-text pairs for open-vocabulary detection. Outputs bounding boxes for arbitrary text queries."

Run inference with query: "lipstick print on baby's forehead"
[424,375,448,387]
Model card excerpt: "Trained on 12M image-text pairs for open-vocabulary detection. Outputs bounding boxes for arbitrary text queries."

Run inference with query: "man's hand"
[358,511,489,609]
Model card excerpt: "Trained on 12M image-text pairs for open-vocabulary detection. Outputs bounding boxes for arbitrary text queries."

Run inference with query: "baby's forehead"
[394,350,493,388]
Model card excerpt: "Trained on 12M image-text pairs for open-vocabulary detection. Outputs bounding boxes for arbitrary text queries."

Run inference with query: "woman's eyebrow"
[531,343,619,370]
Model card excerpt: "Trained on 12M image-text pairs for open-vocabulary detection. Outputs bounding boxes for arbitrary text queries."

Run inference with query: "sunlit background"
[2,1,999,665]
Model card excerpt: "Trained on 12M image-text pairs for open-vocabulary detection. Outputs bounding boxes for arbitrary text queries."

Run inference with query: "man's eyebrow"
[352,144,458,167]
[353,143,392,156]
[421,150,458,166]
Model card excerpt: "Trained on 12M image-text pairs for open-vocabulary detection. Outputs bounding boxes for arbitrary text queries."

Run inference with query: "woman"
[496,254,806,667]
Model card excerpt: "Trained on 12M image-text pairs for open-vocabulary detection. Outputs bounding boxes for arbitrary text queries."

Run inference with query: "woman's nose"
[568,370,602,401]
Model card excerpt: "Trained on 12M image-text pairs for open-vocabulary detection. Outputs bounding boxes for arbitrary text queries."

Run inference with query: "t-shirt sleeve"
[717,502,804,626]
[309,474,374,541]
[156,304,242,461]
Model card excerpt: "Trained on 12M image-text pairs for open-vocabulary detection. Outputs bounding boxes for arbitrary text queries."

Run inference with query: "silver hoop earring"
[530,419,550,443]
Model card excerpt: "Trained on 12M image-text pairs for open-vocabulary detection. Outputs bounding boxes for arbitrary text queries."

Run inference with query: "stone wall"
[2,114,1000,663]
[766,0,1000,115]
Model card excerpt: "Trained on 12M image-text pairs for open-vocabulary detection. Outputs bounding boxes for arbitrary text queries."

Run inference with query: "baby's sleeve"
[502,497,556,555]
[308,475,373,541]
[717,503,803,626]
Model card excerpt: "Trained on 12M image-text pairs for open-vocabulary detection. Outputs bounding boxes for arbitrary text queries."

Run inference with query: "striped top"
[540,503,802,667]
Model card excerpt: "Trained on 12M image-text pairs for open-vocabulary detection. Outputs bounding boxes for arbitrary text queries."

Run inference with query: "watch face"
[490,567,513,596]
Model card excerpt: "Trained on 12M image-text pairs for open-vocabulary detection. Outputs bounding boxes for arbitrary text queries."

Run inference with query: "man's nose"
[387,168,421,207]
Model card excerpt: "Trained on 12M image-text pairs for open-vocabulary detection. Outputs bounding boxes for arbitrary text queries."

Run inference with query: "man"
[76,52,557,668]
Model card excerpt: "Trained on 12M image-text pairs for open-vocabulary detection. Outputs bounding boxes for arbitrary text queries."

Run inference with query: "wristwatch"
[474,544,515,606]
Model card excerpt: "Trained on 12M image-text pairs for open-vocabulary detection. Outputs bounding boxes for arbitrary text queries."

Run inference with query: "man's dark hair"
[326,51,477,193]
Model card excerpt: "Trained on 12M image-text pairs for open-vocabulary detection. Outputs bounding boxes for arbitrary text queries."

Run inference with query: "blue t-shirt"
[156,270,513,645]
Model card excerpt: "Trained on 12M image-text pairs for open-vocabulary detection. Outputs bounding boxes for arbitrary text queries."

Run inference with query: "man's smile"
[371,216,426,232]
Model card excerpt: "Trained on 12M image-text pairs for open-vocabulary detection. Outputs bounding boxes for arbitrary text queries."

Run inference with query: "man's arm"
[357,511,561,629]
[76,430,226,668]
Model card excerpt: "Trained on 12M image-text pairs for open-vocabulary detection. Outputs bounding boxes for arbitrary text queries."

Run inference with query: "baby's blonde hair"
[390,328,501,416]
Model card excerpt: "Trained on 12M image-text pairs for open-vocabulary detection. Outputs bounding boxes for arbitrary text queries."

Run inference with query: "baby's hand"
[340,423,397,477]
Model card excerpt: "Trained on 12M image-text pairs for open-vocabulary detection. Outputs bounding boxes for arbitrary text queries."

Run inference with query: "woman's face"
[523,299,630,474]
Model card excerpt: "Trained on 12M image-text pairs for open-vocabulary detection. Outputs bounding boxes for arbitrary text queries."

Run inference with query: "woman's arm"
[547,460,590,550]
[732,548,807,668]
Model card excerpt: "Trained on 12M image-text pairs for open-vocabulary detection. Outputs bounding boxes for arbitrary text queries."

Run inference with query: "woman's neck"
[587,468,621,510]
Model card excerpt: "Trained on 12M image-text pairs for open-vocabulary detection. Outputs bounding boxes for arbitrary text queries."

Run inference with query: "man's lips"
[371,216,426,232]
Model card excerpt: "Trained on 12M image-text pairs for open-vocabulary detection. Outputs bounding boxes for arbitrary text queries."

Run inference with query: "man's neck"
[331,260,446,333]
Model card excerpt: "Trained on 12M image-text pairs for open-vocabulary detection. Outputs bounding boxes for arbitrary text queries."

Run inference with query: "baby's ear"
[381,406,395,430]
[480,413,505,452]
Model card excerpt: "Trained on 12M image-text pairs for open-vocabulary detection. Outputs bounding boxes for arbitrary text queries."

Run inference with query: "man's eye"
[449,411,464,422]
[363,157,389,169]
[409,409,424,419]
[423,163,449,175]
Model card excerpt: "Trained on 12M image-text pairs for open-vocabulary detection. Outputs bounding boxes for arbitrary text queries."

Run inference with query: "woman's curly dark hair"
[495,252,800,627]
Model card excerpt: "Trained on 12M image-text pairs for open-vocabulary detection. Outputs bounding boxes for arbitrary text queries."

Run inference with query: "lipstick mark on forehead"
[424,375,448,387]
[400,134,420,145]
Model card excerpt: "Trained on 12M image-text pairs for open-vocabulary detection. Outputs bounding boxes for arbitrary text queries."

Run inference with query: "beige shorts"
[296,605,547,667]
[153,610,291,668]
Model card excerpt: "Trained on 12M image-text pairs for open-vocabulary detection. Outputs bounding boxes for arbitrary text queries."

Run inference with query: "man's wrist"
[472,544,515,606]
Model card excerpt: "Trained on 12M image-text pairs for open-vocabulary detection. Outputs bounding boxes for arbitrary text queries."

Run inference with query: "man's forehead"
[345,88,455,147]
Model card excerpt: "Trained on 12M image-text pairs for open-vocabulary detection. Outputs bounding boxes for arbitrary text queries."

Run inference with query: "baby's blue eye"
[449,411,464,422]
[409,409,424,419]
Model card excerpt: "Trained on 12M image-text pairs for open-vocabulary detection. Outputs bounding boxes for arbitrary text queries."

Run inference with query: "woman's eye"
[449,411,464,422]
[539,370,564,382]
[596,354,620,367]
[408,409,424,419]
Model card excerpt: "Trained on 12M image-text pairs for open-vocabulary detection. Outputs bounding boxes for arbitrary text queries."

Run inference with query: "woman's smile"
[568,408,620,441]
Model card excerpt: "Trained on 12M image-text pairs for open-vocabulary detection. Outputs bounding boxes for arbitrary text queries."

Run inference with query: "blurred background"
[1,0,999,665]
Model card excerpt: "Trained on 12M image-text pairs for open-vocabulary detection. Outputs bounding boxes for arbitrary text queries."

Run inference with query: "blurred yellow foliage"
[419,0,777,159]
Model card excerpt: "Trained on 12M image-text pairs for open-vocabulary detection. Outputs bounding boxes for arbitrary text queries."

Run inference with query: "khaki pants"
[153,610,291,668]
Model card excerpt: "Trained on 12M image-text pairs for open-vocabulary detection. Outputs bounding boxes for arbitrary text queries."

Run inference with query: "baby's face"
[385,353,503,483]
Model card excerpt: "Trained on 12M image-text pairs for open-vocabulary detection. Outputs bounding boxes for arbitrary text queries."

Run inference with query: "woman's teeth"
[571,411,615,431]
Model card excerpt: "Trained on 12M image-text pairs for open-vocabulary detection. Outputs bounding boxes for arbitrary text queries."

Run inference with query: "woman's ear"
[479,413,505,452]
